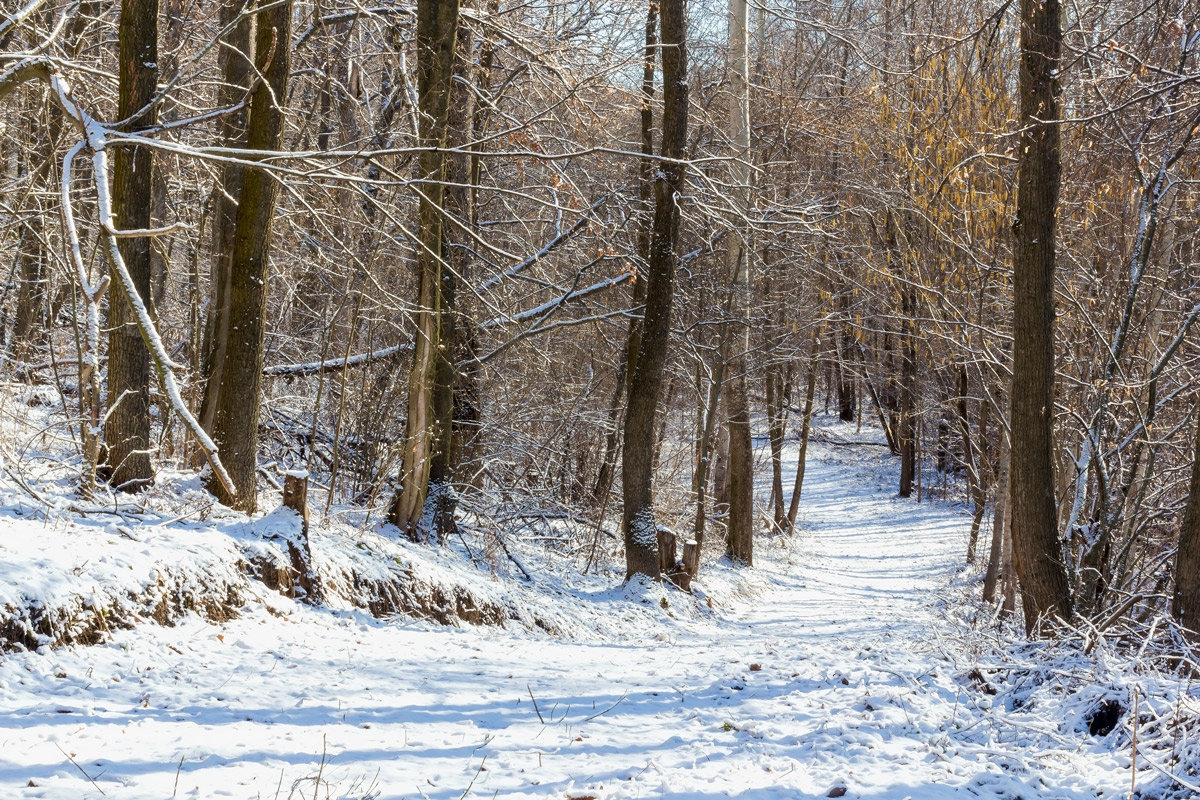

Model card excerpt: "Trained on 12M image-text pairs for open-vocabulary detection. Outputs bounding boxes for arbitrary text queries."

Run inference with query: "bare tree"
[104,0,158,491]
[1009,0,1073,632]
[622,0,688,581]
[388,0,460,539]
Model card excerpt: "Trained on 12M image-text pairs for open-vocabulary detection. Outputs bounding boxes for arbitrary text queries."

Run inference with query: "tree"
[388,0,461,539]
[1172,410,1200,637]
[203,0,295,511]
[198,0,254,442]
[723,0,754,566]
[104,0,158,491]
[1008,0,1073,633]
[622,0,688,581]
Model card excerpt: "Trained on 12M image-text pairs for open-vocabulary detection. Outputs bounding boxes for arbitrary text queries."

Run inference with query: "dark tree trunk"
[622,0,687,581]
[429,8,477,541]
[959,365,989,563]
[765,363,787,531]
[1010,0,1073,632]
[785,337,819,535]
[199,0,254,440]
[1172,410,1200,637]
[596,1,657,505]
[983,428,1010,604]
[104,0,158,491]
[203,0,293,511]
[388,0,460,537]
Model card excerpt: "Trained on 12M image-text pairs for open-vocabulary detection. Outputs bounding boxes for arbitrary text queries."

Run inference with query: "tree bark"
[785,333,819,535]
[1172,409,1200,637]
[429,5,476,541]
[983,422,1010,604]
[765,362,787,531]
[959,365,989,563]
[595,0,657,505]
[1009,0,1073,633]
[104,0,158,491]
[203,0,293,511]
[199,0,254,439]
[622,0,687,581]
[724,0,753,566]
[388,0,460,538]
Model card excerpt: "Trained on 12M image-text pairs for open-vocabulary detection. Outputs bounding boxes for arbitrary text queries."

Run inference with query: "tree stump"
[657,526,677,577]
[281,470,322,603]
[282,471,310,536]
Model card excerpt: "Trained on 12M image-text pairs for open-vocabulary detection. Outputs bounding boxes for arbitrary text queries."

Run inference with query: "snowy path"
[1,426,1132,799]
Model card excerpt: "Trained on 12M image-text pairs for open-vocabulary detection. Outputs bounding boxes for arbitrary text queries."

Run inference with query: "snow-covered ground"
[0,420,1186,799]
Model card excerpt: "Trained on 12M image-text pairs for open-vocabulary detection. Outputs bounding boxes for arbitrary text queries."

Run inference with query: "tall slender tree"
[203,0,294,511]
[622,0,688,580]
[1009,0,1073,632]
[104,0,158,491]
[427,3,477,541]
[388,0,460,539]
[724,0,753,565]
[198,0,254,441]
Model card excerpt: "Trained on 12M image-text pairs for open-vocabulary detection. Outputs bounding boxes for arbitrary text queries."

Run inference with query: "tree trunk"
[596,0,658,506]
[388,0,460,538]
[765,363,786,531]
[983,424,1010,604]
[622,0,687,581]
[428,5,477,542]
[1009,0,1073,633]
[724,0,753,567]
[1172,409,1200,638]
[689,333,728,579]
[104,0,158,492]
[959,365,988,563]
[785,335,819,535]
[198,0,254,439]
[203,0,293,511]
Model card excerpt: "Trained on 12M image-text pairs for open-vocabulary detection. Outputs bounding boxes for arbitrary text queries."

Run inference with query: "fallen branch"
[263,342,410,378]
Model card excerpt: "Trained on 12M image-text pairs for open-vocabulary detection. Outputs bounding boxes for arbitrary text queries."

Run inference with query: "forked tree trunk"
[104,0,158,491]
[203,0,293,511]
[1009,0,1073,633]
[388,0,460,538]
[428,6,476,541]
[622,0,687,581]
[689,325,731,578]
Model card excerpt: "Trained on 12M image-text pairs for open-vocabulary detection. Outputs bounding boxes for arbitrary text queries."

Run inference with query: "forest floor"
[0,416,1192,799]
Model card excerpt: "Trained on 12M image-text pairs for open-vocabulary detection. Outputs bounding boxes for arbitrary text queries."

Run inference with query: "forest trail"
[0,423,1133,799]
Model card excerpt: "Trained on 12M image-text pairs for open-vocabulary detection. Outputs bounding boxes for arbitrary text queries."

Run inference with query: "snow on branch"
[2,53,237,498]
[262,343,412,378]
[0,0,47,41]
[477,196,607,292]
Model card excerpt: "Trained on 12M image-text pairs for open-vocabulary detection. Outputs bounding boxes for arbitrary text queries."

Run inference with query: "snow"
[0,416,1195,799]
